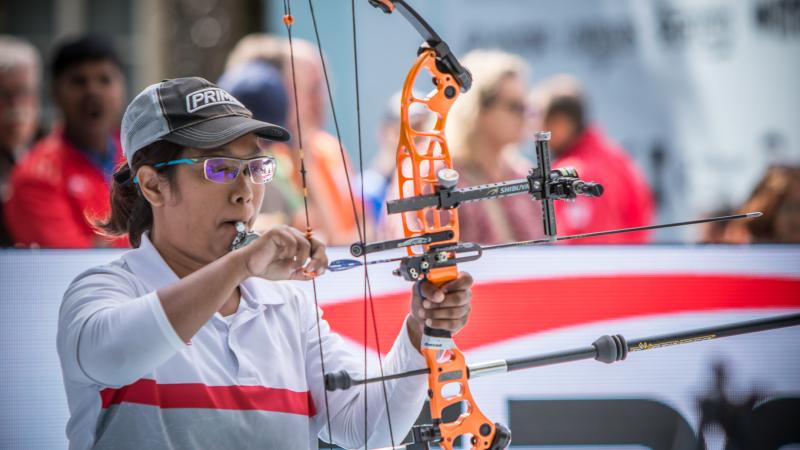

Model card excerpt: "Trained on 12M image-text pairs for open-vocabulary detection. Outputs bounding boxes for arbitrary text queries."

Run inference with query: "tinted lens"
[248,157,276,184]
[504,100,526,115]
[204,158,241,184]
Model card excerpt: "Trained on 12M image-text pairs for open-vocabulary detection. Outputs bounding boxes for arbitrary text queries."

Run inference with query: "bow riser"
[394,23,509,450]
[397,48,461,286]
[420,335,507,450]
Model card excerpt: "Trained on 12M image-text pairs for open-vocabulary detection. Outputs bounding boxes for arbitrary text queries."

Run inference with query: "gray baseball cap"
[121,77,290,165]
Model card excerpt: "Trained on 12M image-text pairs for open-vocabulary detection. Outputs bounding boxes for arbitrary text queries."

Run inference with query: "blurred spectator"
[3,35,127,248]
[225,34,366,246]
[697,207,738,245]
[530,75,654,243]
[219,60,288,129]
[0,36,42,247]
[218,59,298,232]
[444,49,544,244]
[224,33,285,72]
[360,91,434,233]
[707,166,800,244]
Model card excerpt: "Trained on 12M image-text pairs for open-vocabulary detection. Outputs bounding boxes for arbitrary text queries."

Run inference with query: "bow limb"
[370,0,472,92]
[281,1,337,447]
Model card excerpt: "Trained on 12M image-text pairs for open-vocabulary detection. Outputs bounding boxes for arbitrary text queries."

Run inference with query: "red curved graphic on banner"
[323,275,800,353]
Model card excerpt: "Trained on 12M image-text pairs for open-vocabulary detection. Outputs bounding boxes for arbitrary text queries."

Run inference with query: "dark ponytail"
[98,140,183,247]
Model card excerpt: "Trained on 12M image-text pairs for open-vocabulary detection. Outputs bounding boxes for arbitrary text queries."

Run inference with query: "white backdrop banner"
[1,245,799,449]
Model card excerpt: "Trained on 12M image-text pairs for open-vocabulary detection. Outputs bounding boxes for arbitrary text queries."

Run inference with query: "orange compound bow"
[395,47,510,450]
[361,1,510,449]
[380,5,508,450]
[284,1,765,449]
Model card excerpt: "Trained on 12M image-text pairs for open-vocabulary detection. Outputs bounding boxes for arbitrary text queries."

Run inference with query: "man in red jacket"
[534,76,655,243]
[4,35,127,248]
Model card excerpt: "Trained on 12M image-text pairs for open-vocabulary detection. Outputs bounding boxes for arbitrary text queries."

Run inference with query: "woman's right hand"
[237,225,328,281]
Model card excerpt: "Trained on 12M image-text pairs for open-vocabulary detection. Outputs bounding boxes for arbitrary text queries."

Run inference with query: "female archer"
[56,77,474,450]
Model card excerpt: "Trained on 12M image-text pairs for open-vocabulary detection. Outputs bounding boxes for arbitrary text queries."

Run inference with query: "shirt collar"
[122,232,285,306]
[240,278,286,306]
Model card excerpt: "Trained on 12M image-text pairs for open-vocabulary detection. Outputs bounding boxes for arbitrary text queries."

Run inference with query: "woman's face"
[152,133,268,264]
[477,75,529,150]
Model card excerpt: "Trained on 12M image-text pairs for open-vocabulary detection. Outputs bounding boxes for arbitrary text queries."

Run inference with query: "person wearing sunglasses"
[56,77,474,450]
[443,49,545,245]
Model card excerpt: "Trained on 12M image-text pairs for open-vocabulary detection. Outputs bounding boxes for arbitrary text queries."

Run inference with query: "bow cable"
[304,0,397,446]
[347,0,397,445]
[282,0,333,446]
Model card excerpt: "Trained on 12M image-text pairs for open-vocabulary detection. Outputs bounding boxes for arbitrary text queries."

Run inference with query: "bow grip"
[424,325,451,339]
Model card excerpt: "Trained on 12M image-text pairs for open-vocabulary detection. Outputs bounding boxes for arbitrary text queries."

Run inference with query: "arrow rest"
[392,242,482,281]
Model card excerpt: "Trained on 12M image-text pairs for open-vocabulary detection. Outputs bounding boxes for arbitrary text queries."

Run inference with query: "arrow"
[328,212,762,272]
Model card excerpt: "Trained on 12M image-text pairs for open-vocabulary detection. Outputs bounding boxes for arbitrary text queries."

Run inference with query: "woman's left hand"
[406,272,474,350]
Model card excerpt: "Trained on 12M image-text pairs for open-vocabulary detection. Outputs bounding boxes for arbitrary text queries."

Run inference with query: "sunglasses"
[494,99,527,115]
[483,96,528,116]
[133,156,277,184]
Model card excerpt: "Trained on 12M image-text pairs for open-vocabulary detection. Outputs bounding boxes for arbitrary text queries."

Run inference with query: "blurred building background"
[1,0,263,125]
[2,0,799,241]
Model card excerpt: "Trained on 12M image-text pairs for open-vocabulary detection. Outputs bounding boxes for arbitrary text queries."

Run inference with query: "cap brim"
[163,114,290,149]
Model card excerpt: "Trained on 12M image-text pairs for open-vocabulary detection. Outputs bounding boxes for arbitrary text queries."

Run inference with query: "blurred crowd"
[0,33,797,249]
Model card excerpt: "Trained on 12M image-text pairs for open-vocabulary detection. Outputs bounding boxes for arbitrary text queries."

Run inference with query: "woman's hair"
[98,140,183,247]
[446,49,528,161]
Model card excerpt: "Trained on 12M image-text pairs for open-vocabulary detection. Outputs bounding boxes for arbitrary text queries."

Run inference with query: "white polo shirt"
[57,234,427,450]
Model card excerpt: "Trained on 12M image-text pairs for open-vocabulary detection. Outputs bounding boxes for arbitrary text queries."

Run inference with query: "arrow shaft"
[328,212,761,272]
[483,212,761,251]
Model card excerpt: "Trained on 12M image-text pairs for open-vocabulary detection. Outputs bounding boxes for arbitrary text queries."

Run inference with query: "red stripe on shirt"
[100,379,316,416]
[323,275,800,353]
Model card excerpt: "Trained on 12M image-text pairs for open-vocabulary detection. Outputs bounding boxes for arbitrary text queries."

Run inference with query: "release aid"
[230,221,260,251]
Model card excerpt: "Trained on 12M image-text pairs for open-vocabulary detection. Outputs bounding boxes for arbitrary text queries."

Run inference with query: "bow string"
[283,0,397,448]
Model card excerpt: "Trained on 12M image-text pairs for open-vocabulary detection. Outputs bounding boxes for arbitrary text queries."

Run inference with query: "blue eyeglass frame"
[132,155,276,184]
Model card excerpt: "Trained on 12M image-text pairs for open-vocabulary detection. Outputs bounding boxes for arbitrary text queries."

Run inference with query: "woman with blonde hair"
[445,49,544,244]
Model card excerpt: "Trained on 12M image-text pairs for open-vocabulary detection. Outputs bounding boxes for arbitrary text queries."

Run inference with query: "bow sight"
[347,131,604,281]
